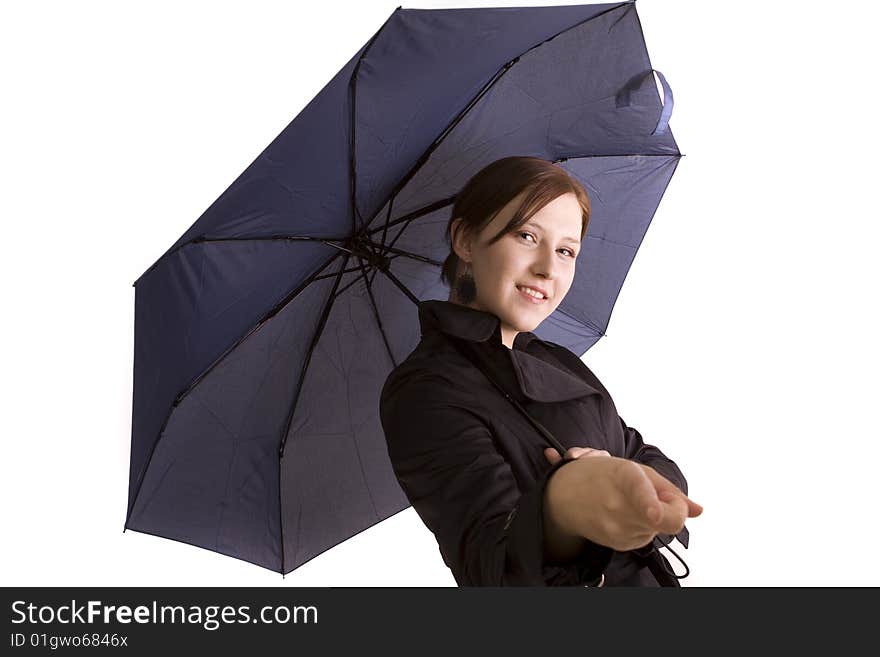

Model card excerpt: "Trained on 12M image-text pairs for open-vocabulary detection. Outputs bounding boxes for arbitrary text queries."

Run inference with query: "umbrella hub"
[348,236,391,272]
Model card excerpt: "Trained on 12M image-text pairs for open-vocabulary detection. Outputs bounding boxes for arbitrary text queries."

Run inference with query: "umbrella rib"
[125,248,346,529]
[383,227,440,271]
[352,1,637,246]
[192,235,352,244]
[375,243,442,267]
[332,271,367,301]
[328,254,388,526]
[331,240,388,300]
[276,251,353,573]
[361,153,682,244]
[353,61,516,245]
[277,252,352,459]
[558,153,683,160]
[348,6,402,235]
[194,235,367,258]
[377,266,420,306]
[133,236,353,287]
[200,235,441,270]
[312,265,369,282]
[332,250,431,301]
[365,253,402,290]
[365,196,457,240]
[329,252,395,300]
[354,254,398,371]
[379,195,394,259]
[555,305,606,339]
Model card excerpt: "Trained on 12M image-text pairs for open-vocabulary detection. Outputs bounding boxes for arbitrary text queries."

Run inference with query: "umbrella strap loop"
[615,68,674,135]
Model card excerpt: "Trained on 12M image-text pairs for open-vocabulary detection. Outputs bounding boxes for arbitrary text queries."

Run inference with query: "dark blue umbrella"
[125,0,681,575]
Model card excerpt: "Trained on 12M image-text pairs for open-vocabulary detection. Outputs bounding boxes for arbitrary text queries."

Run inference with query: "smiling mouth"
[515,284,548,302]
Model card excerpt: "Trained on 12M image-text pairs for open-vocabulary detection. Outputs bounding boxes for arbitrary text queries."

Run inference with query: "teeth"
[518,285,545,299]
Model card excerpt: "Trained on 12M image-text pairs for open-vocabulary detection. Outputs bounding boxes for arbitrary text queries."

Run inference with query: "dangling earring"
[454,261,477,305]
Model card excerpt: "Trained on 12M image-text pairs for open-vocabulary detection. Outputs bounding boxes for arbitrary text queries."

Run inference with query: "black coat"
[379,300,690,586]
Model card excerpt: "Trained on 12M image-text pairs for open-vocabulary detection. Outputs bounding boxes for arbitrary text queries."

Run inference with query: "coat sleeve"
[380,371,613,586]
[619,417,690,548]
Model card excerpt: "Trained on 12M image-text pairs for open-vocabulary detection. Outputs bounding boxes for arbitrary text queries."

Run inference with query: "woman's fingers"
[621,461,662,526]
[640,464,704,518]
[659,488,703,517]
[544,447,562,465]
[685,496,704,517]
[653,491,689,535]
[543,446,611,465]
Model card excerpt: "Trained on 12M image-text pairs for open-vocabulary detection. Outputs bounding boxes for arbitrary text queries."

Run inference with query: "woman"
[379,156,703,586]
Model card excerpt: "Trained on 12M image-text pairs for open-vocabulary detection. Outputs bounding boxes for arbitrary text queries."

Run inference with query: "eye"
[519,232,576,258]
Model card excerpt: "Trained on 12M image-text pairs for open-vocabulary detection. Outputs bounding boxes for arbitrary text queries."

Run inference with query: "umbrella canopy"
[125,0,681,575]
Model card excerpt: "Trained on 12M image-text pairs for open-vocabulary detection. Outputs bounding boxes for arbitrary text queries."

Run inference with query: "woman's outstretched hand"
[542,447,703,552]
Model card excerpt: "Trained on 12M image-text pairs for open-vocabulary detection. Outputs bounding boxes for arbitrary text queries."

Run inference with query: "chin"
[505,307,547,329]
[507,315,541,333]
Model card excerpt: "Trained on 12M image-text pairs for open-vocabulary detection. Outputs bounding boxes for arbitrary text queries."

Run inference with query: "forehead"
[528,195,582,239]
[488,191,582,241]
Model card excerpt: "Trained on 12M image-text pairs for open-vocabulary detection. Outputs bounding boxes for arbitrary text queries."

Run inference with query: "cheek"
[550,280,573,306]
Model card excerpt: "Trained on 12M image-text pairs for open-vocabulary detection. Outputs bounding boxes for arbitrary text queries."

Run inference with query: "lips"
[516,283,549,300]
[516,284,549,303]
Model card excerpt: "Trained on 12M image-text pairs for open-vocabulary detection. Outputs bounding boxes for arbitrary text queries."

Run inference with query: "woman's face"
[452,191,583,348]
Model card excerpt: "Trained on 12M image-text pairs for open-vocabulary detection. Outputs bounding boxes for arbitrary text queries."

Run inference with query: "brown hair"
[440,156,591,287]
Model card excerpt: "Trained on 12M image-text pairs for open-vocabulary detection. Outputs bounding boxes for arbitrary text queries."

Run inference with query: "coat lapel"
[509,348,602,403]
[418,300,603,403]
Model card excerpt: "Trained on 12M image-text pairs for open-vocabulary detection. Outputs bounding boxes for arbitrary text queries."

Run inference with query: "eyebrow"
[523,221,580,246]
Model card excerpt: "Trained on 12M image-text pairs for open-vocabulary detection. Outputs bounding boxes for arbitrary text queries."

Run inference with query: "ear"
[450,217,473,264]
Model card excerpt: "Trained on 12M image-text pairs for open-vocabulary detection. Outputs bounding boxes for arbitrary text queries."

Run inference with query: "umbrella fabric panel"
[559,155,680,345]
[279,266,426,574]
[127,262,347,571]
[353,2,627,227]
[149,45,368,263]
[367,1,671,229]
[127,240,335,517]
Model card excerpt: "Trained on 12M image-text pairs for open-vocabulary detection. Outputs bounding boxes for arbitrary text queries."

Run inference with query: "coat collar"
[418,298,534,348]
[417,299,602,403]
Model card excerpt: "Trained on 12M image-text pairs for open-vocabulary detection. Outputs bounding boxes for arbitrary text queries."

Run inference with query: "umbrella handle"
[615,68,674,136]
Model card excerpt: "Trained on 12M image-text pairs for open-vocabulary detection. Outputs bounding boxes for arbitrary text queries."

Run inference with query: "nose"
[531,244,560,281]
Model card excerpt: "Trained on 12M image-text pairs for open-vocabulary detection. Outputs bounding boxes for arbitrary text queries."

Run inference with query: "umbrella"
[125,0,681,576]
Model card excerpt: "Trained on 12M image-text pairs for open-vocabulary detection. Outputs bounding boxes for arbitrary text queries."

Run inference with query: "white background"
[2,0,877,587]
